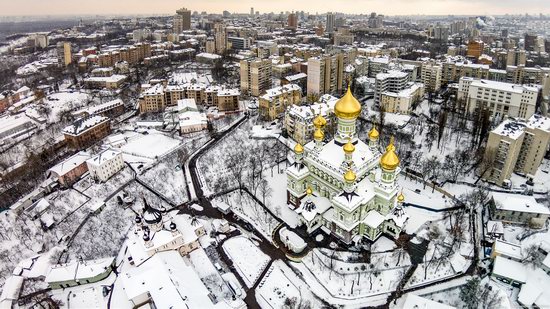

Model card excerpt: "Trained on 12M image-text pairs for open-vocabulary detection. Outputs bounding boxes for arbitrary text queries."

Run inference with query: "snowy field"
[121,131,182,159]
[256,260,323,309]
[222,236,270,288]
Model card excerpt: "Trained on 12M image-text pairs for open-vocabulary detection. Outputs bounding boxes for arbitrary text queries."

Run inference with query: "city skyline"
[2,0,550,17]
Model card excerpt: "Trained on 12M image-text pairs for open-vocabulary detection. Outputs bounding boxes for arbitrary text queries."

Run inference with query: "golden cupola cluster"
[343,139,355,154]
[313,113,327,128]
[344,168,356,183]
[368,126,379,140]
[313,127,325,141]
[380,136,400,171]
[334,86,362,120]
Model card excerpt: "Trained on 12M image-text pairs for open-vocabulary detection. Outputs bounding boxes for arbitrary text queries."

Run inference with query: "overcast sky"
[1,0,549,16]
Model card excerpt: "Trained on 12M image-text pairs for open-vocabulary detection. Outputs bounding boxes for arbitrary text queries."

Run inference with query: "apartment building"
[506,65,550,85]
[214,23,227,54]
[380,83,425,114]
[284,96,338,145]
[306,54,344,97]
[56,42,72,67]
[442,62,490,85]
[173,7,191,33]
[458,77,539,119]
[374,70,411,105]
[258,84,302,120]
[139,83,240,113]
[87,149,124,182]
[506,49,527,67]
[482,114,550,186]
[420,62,442,93]
[63,116,111,150]
[240,58,272,97]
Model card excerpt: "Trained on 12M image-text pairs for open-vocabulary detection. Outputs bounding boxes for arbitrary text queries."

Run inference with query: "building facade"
[63,116,111,150]
[240,58,272,97]
[458,77,539,120]
[482,114,550,186]
[307,54,344,97]
[87,149,124,182]
[259,84,302,120]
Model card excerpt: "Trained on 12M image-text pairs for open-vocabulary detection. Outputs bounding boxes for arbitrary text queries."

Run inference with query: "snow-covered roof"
[63,115,109,136]
[469,78,539,94]
[48,151,91,177]
[86,149,121,167]
[492,192,550,215]
[196,52,222,60]
[0,276,24,303]
[177,98,198,111]
[493,239,522,260]
[518,269,550,308]
[121,251,219,309]
[364,210,385,228]
[295,195,331,222]
[179,111,208,127]
[82,98,124,115]
[492,256,527,283]
[285,73,307,82]
[527,114,550,132]
[84,74,127,83]
[486,220,504,235]
[397,293,456,309]
[260,84,301,101]
[491,118,526,140]
[45,257,114,283]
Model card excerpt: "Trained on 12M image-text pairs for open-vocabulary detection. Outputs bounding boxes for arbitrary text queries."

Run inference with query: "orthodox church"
[286,86,408,244]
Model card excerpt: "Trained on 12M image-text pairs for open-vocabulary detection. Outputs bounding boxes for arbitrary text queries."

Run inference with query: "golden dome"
[380,137,400,171]
[294,143,304,154]
[344,169,356,182]
[334,86,361,120]
[343,139,355,154]
[306,187,313,195]
[313,128,324,141]
[313,114,327,128]
[368,126,379,140]
[397,191,405,203]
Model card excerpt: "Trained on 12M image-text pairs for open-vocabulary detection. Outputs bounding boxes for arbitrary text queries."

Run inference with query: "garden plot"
[222,236,270,288]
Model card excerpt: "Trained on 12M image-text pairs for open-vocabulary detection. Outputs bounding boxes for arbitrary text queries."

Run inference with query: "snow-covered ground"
[300,248,411,299]
[256,260,323,309]
[121,131,182,160]
[222,236,270,288]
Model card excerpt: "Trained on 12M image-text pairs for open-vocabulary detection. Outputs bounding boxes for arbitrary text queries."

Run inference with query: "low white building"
[86,149,124,182]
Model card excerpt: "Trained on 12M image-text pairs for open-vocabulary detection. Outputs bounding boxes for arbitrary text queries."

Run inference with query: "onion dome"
[334,85,361,120]
[170,221,177,230]
[142,198,162,225]
[143,233,150,241]
[343,139,355,154]
[313,114,327,128]
[344,169,356,183]
[294,143,304,154]
[397,191,405,203]
[135,215,142,224]
[368,126,379,140]
[380,137,400,171]
[313,128,325,141]
[306,187,313,195]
